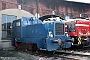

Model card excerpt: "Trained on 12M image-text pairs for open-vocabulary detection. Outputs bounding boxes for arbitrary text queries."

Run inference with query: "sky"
[66,0,90,3]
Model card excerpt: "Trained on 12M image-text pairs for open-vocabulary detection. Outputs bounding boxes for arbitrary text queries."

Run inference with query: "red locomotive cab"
[66,18,90,47]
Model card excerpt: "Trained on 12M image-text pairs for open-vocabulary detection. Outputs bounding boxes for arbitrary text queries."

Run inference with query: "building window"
[2,2,6,10]
[2,14,17,40]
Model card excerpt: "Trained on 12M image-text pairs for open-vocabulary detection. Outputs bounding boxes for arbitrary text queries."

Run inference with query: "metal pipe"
[36,0,39,18]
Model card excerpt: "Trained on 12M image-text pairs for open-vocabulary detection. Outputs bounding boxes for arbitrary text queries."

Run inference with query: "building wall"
[0,0,90,19]
[0,9,34,40]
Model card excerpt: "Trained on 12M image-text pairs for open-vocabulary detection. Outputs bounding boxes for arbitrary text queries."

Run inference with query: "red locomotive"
[64,18,90,47]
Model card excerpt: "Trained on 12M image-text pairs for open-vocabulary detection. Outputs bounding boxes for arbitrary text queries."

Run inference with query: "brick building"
[0,0,90,19]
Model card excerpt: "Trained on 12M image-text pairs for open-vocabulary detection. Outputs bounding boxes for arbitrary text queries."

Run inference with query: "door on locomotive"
[65,18,90,47]
[12,19,20,47]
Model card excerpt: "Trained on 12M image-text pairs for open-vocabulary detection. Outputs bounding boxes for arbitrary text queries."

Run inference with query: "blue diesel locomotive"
[12,15,72,51]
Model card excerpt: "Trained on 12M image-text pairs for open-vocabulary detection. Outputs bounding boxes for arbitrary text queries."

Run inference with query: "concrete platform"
[0,40,13,49]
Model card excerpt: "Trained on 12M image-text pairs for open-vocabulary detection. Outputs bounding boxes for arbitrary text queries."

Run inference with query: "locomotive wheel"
[16,42,38,51]
[32,43,38,51]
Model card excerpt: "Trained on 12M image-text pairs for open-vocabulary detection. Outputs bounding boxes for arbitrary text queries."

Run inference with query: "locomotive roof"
[65,17,90,22]
[39,14,64,21]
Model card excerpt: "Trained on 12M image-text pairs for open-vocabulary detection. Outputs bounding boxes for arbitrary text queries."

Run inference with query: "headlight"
[65,32,68,37]
[49,31,53,38]
[50,33,53,38]
[66,33,69,37]
[71,38,74,43]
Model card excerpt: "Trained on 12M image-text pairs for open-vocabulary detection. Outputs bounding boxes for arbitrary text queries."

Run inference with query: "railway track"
[31,51,81,60]
[19,48,90,60]
[53,54,80,60]
[0,47,90,60]
[52,48,90,60]
[55,50,90,56]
